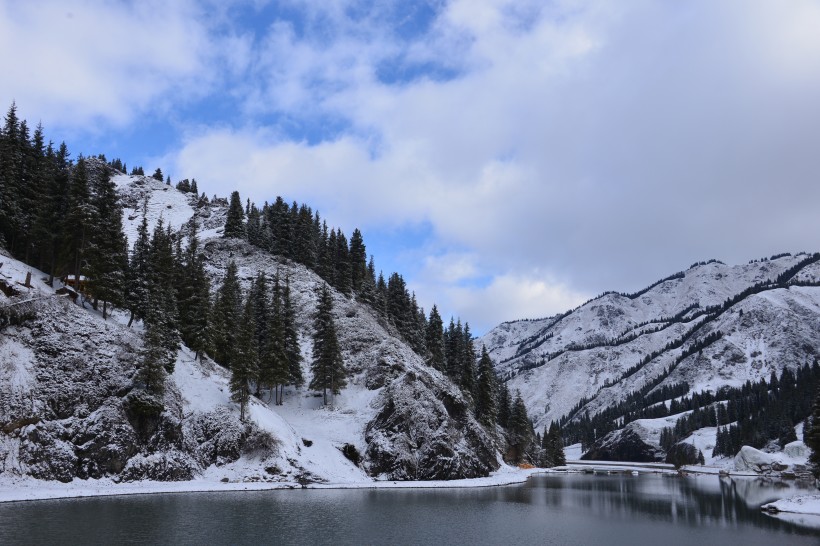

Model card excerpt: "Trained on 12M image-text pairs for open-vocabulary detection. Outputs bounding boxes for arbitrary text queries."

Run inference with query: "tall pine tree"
[310,284,347,406]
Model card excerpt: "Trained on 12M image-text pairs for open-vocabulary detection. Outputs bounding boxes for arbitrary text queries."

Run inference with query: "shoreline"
[0,461,787,505]
[0,467,544,504]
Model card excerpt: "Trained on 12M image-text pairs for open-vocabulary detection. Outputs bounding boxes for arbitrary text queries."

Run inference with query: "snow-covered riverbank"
[0,465,544,503]
[763,494,820,516]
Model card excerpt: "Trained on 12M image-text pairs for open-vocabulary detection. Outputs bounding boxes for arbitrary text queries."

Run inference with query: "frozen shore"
[0,466,543,504]
[762,494,820,516]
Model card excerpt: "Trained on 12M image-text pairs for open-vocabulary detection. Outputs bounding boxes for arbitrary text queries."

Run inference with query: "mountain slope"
[0,177,500,485]
[480,255,820,436]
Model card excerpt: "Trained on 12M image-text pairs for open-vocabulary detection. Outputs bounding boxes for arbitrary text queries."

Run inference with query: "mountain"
[479,254,820,459]
[0,174,499,485]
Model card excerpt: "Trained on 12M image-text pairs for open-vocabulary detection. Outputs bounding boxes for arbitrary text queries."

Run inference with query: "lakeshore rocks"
[581,423,664,463]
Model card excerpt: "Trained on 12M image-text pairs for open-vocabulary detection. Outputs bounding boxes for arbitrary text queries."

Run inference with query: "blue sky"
[3,0,820,333]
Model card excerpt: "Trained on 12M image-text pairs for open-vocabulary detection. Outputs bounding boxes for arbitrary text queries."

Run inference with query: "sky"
[2,0,820,334]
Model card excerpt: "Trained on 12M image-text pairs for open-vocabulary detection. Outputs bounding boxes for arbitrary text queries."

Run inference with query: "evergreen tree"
[334,230,351,295]
[35,141,70,285]
[62,156,94,291]
[508,392,534,463]
[211,261,243,368]
[309,284,347,406]
[282,276,304,388]
[126,215,151,326]
[461,323,476,396]
[86,167,128,319]
[807,387,820,478]
[497,382,511,428]
[0,102,23,251]
[152,168,163,181]
[230,292,258,421]
[476,346,497,427]
[425,305,446,371]
[547,422,566,466]
[145,220,179,372]
[176,217,211,359]
[349,228,367,292]
[258,273,289,404]
[139,318,169,399]
[224,190,246,239]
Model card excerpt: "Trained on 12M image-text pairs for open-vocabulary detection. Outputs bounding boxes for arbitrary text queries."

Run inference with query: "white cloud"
[0,0,218,130]
[165,0,820,330]
[10,0,820,332]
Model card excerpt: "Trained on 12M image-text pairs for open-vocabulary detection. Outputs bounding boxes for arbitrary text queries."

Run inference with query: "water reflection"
[523,473,816,531]
[0,474,818,545]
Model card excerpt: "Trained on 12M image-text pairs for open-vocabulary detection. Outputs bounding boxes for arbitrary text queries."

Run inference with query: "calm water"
[1,474,819,545]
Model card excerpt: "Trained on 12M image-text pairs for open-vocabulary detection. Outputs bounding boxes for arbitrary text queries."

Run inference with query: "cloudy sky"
[2,0,820,333]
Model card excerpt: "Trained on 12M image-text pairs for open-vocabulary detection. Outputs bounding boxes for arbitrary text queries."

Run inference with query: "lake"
[1,474,818,545]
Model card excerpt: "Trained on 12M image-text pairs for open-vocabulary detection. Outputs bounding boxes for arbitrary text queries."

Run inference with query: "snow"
[564,443,583,460]
[481,255,820,437]
[114,174,195,250]
[1,169,503,494]
[733,445,809,473]
[0,466,541,503]
[763,495,820,517]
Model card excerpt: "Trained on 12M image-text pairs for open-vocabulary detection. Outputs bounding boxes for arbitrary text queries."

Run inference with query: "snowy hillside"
[0,179,500,487]
[480,254,820,434]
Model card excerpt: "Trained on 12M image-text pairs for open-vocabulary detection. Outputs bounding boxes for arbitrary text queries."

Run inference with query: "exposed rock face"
[581,424,663,463]
[72,400,139,478]
[18,422,78,482]
[0,297,273,483]
[364,371,498,480]
[120,450,198,482]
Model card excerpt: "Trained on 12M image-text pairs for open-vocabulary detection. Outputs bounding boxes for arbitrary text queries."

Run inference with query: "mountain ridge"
[480,253,820,444]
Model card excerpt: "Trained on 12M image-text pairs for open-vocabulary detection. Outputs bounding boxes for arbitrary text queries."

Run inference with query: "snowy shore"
[2,459,803,504]
[762,494,820,516]
[0,466,543,504]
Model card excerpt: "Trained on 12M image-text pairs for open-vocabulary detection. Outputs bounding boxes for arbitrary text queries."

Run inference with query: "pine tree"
[224,191,246,239]
[508,392,534,463]
[309,284,347,406]
[32,140,69,284]
[246,203,263,247]
[0,102,23,251]
[807,387,820,478]
[461,323,476,396]
[139,318,169,399]
[176,217,211,359]
[349,228,367,292]
[231,293,258,421]
[62,156,94,292]
[444,318,464,381]
[425,305,446,371]
[145,220,179,372]
[547,422,566,466]
[476,346,497,427]
[86,167,128,319]
[211,261,243,368]
[126,215,151,326]
[282,276,304,388]
[334,230,351,295]
[258,273,289,404]
[497,382,511,428]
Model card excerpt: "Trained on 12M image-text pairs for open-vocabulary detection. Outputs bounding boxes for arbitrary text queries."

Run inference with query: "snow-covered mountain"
[480,254,820,435]
[0,175,499,486]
